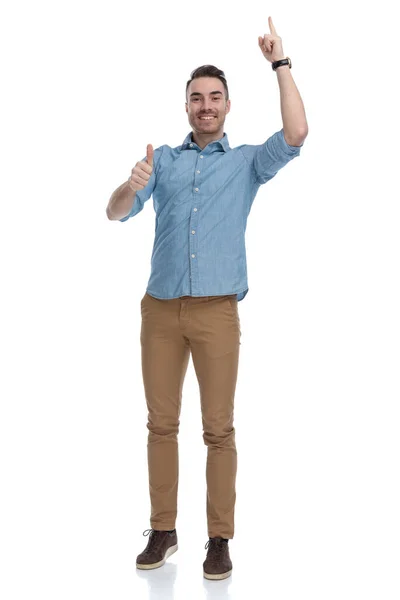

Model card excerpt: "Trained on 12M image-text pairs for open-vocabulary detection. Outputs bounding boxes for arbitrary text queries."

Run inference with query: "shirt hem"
[145,287,248,300]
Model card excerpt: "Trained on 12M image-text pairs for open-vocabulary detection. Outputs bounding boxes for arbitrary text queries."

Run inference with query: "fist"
[128,144,154,192]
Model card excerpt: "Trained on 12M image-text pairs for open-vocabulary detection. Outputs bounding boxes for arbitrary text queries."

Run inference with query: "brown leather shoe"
[136,528,178,570]
[203,537,233,580]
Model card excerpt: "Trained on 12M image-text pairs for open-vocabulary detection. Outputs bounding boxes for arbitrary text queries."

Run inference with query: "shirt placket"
[189,146,205,295]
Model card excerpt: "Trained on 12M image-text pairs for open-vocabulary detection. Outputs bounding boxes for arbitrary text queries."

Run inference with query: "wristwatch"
[272,57,292,71]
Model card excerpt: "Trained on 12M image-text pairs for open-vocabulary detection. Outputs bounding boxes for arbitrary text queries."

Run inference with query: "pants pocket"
[227,296,238,317]
[227,296,241,342]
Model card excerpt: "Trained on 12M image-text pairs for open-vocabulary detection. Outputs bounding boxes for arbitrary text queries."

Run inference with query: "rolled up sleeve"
[241,128,303,185]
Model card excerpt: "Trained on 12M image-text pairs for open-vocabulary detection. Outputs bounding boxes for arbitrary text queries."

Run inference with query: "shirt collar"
[180,131,230,153]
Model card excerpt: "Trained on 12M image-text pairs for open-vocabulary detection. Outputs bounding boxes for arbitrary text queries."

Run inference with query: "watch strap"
[272,57,291,71]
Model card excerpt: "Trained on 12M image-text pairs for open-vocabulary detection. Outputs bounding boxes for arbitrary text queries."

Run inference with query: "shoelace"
[204,537,228,557]
[142,528,167,555]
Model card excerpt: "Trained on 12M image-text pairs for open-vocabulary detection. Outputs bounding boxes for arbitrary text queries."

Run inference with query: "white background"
[1,0,399,598]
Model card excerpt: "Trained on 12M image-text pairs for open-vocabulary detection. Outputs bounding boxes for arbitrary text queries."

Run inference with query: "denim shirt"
[120,128,303,301]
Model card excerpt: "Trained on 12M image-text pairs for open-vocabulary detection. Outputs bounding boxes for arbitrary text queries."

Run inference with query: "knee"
[147,417,179,437]
[202,425,236,448]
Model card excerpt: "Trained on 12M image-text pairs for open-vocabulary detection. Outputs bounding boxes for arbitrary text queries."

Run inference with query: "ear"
[225,99,231,114]
[185,102,188,113]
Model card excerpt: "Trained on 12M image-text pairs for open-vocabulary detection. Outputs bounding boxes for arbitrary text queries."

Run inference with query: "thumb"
[146,144,154,168]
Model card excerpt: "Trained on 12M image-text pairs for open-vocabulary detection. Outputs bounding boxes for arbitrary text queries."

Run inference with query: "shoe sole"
[203,569,232,580]
[136,544,178,570]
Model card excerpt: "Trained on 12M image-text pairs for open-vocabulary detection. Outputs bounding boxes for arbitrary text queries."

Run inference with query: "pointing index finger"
[268,16,277,35]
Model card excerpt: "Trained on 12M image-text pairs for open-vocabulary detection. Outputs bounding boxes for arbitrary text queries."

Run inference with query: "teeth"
[200,117,214,120]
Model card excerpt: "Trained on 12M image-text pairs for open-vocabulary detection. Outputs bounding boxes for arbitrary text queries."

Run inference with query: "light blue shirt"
[120,128,303,301]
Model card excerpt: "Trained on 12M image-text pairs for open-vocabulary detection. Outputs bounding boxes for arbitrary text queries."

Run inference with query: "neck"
[191,129,224,150]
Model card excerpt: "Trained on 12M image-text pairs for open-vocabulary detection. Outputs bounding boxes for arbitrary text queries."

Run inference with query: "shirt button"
[191,254,196,258]
[191,230,195,234]
[194,208,197,212]
[196,170,200,174]
[194,188,199,192]
[200,155,203,159]
[189,143,193,147]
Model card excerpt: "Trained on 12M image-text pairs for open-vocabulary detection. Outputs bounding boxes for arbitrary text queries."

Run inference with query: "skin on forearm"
[275,65,308,145]
[106,181,136,220]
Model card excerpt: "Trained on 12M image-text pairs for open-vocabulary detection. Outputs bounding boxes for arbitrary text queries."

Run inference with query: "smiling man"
[106,17,308,581]
[186,79,230,145]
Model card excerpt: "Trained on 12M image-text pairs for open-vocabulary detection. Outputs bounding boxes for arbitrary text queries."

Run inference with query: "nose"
[201,98,213,111]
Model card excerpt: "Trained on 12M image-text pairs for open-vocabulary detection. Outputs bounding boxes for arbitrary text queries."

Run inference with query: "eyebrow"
[189,91,223,98]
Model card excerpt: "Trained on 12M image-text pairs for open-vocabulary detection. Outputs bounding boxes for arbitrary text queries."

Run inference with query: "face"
[185,77,231,136]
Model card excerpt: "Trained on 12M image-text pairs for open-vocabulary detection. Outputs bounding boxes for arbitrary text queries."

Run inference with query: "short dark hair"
[186,65,229,102]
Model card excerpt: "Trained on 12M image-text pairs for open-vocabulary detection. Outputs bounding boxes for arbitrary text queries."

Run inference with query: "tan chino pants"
[140,292,241,540]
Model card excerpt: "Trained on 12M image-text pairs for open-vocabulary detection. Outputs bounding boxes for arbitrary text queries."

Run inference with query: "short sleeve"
[119,145,164,222]
[240,128,303,185]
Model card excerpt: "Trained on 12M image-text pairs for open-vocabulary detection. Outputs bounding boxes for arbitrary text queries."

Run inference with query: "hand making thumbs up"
[128,144,154,192]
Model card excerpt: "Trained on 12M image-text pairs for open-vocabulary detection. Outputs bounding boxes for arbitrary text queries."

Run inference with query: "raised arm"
[258,16,308,146]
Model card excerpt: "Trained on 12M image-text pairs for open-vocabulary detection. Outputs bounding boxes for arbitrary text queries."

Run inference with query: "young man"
[106,17,308,581]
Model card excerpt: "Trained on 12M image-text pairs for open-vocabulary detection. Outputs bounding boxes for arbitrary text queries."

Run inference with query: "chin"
[200,123,220,131]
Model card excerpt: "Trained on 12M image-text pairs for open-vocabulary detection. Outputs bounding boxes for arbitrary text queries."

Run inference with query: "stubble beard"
[192,113,224,134]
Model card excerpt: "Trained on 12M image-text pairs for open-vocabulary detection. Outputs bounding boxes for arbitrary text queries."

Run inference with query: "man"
[106,17,308,581]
